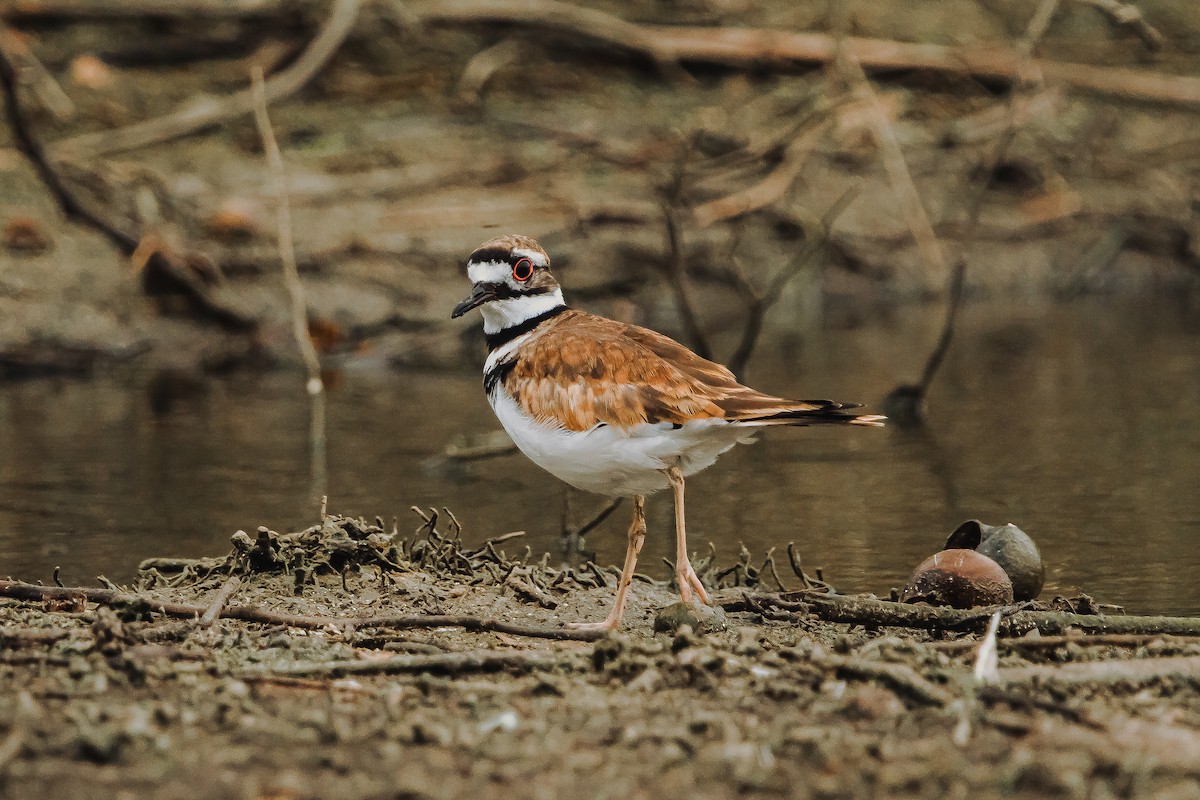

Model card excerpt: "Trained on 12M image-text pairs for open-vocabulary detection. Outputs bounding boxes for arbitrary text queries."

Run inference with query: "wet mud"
[3,514,1200,800]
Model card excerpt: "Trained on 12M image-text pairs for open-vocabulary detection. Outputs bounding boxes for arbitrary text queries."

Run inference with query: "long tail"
[737,401,886,427]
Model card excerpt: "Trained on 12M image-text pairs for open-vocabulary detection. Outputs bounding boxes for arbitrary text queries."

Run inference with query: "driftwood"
[409,0,1200,107]
[723,591,1200,638]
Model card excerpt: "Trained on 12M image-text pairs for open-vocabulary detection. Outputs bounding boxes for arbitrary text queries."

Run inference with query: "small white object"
[479,710,519,734]
[973,611,1002,685]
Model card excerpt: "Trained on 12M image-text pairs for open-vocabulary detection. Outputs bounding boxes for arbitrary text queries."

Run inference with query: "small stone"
[653,601,728,634]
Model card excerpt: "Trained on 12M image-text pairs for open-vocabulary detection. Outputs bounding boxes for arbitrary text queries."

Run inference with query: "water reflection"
[1,297,1197,614]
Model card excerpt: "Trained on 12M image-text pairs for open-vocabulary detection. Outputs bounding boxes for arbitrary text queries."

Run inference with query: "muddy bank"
[2,1,1200,377]
[3,514,1200,799]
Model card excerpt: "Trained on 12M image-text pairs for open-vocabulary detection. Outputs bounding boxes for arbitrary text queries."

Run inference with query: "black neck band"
[485,304,568,351]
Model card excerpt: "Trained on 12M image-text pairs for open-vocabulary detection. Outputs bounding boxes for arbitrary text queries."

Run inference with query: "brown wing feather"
[504,311,847,432]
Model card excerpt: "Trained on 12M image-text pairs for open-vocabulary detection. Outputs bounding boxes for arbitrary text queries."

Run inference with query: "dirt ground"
[3,514,1200,800]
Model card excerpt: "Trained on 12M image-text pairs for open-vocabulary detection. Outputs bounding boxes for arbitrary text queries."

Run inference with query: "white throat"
[480,289,565,335]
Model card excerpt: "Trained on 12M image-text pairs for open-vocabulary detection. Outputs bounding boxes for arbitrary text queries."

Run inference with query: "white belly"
[488,389,753,497]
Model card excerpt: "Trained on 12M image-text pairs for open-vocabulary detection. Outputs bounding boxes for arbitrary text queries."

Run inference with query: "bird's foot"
[564,617,620,635]
[676,562,711,606]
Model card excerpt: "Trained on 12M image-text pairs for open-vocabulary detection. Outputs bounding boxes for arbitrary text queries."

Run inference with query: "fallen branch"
[239,648,573,678]
[723,591,1200,638]
[410,0,1200,107]
[50,0,361,158]
[198,576,242,626]
[0,580,606,642]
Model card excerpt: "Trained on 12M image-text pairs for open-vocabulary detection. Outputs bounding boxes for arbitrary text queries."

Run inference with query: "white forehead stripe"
[511,247,547,267]
[467,260,511,284]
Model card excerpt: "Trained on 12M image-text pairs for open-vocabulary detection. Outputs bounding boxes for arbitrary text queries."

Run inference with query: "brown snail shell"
[901,549,1014,609]
[944,520,1044,601]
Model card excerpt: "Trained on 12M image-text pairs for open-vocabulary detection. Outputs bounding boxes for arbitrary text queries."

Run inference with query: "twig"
[455,38,522,106]
[251,64,327,500]
[0,580,608,642]
[575,498,623,538]
[251,65,323,396]
[50,0,361,157]
[239,648,573,678]
[198,576,242,626]
[0,27,74,120]
[1070,0,1166,51]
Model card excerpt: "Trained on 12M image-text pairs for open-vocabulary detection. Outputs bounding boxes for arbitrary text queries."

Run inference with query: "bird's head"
[451,235,564,333]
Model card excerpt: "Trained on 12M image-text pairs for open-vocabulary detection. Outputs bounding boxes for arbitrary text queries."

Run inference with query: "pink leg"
[566,495,646,633]
[663,465,711,606]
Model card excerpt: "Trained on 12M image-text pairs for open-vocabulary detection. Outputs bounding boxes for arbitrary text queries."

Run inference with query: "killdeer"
[452,234,884,632]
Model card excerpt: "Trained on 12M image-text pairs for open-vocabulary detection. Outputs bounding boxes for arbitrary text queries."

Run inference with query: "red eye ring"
[512,258,534,282]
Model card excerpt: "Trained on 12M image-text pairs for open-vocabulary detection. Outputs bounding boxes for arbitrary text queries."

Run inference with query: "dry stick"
[198,576,242,626]
[50,0,361,158]
[1071,0,1166,51]
[251,64,324,396]
[0,35,256,331]
[0,580,607,642]
[409,0,1200,107]
[251,65,327,499]
[455,38,522,107]
[734,592,1200,637]
[0,27,74,120]
[239,649,573,678]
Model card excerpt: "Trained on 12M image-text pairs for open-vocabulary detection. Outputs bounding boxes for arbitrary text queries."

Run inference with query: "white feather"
[488,387,753,497]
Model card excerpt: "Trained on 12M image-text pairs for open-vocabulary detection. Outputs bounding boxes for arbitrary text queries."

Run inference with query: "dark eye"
[512,258,534,282]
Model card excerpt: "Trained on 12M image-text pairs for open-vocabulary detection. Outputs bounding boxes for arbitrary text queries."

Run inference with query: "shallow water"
[2,297,1198,614]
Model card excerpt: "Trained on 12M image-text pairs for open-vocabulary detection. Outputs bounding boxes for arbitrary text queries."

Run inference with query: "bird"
[451,234,884,632]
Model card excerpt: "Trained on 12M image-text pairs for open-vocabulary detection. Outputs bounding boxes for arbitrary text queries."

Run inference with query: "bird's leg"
[663,465,711,606]
[565,495,646,633]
